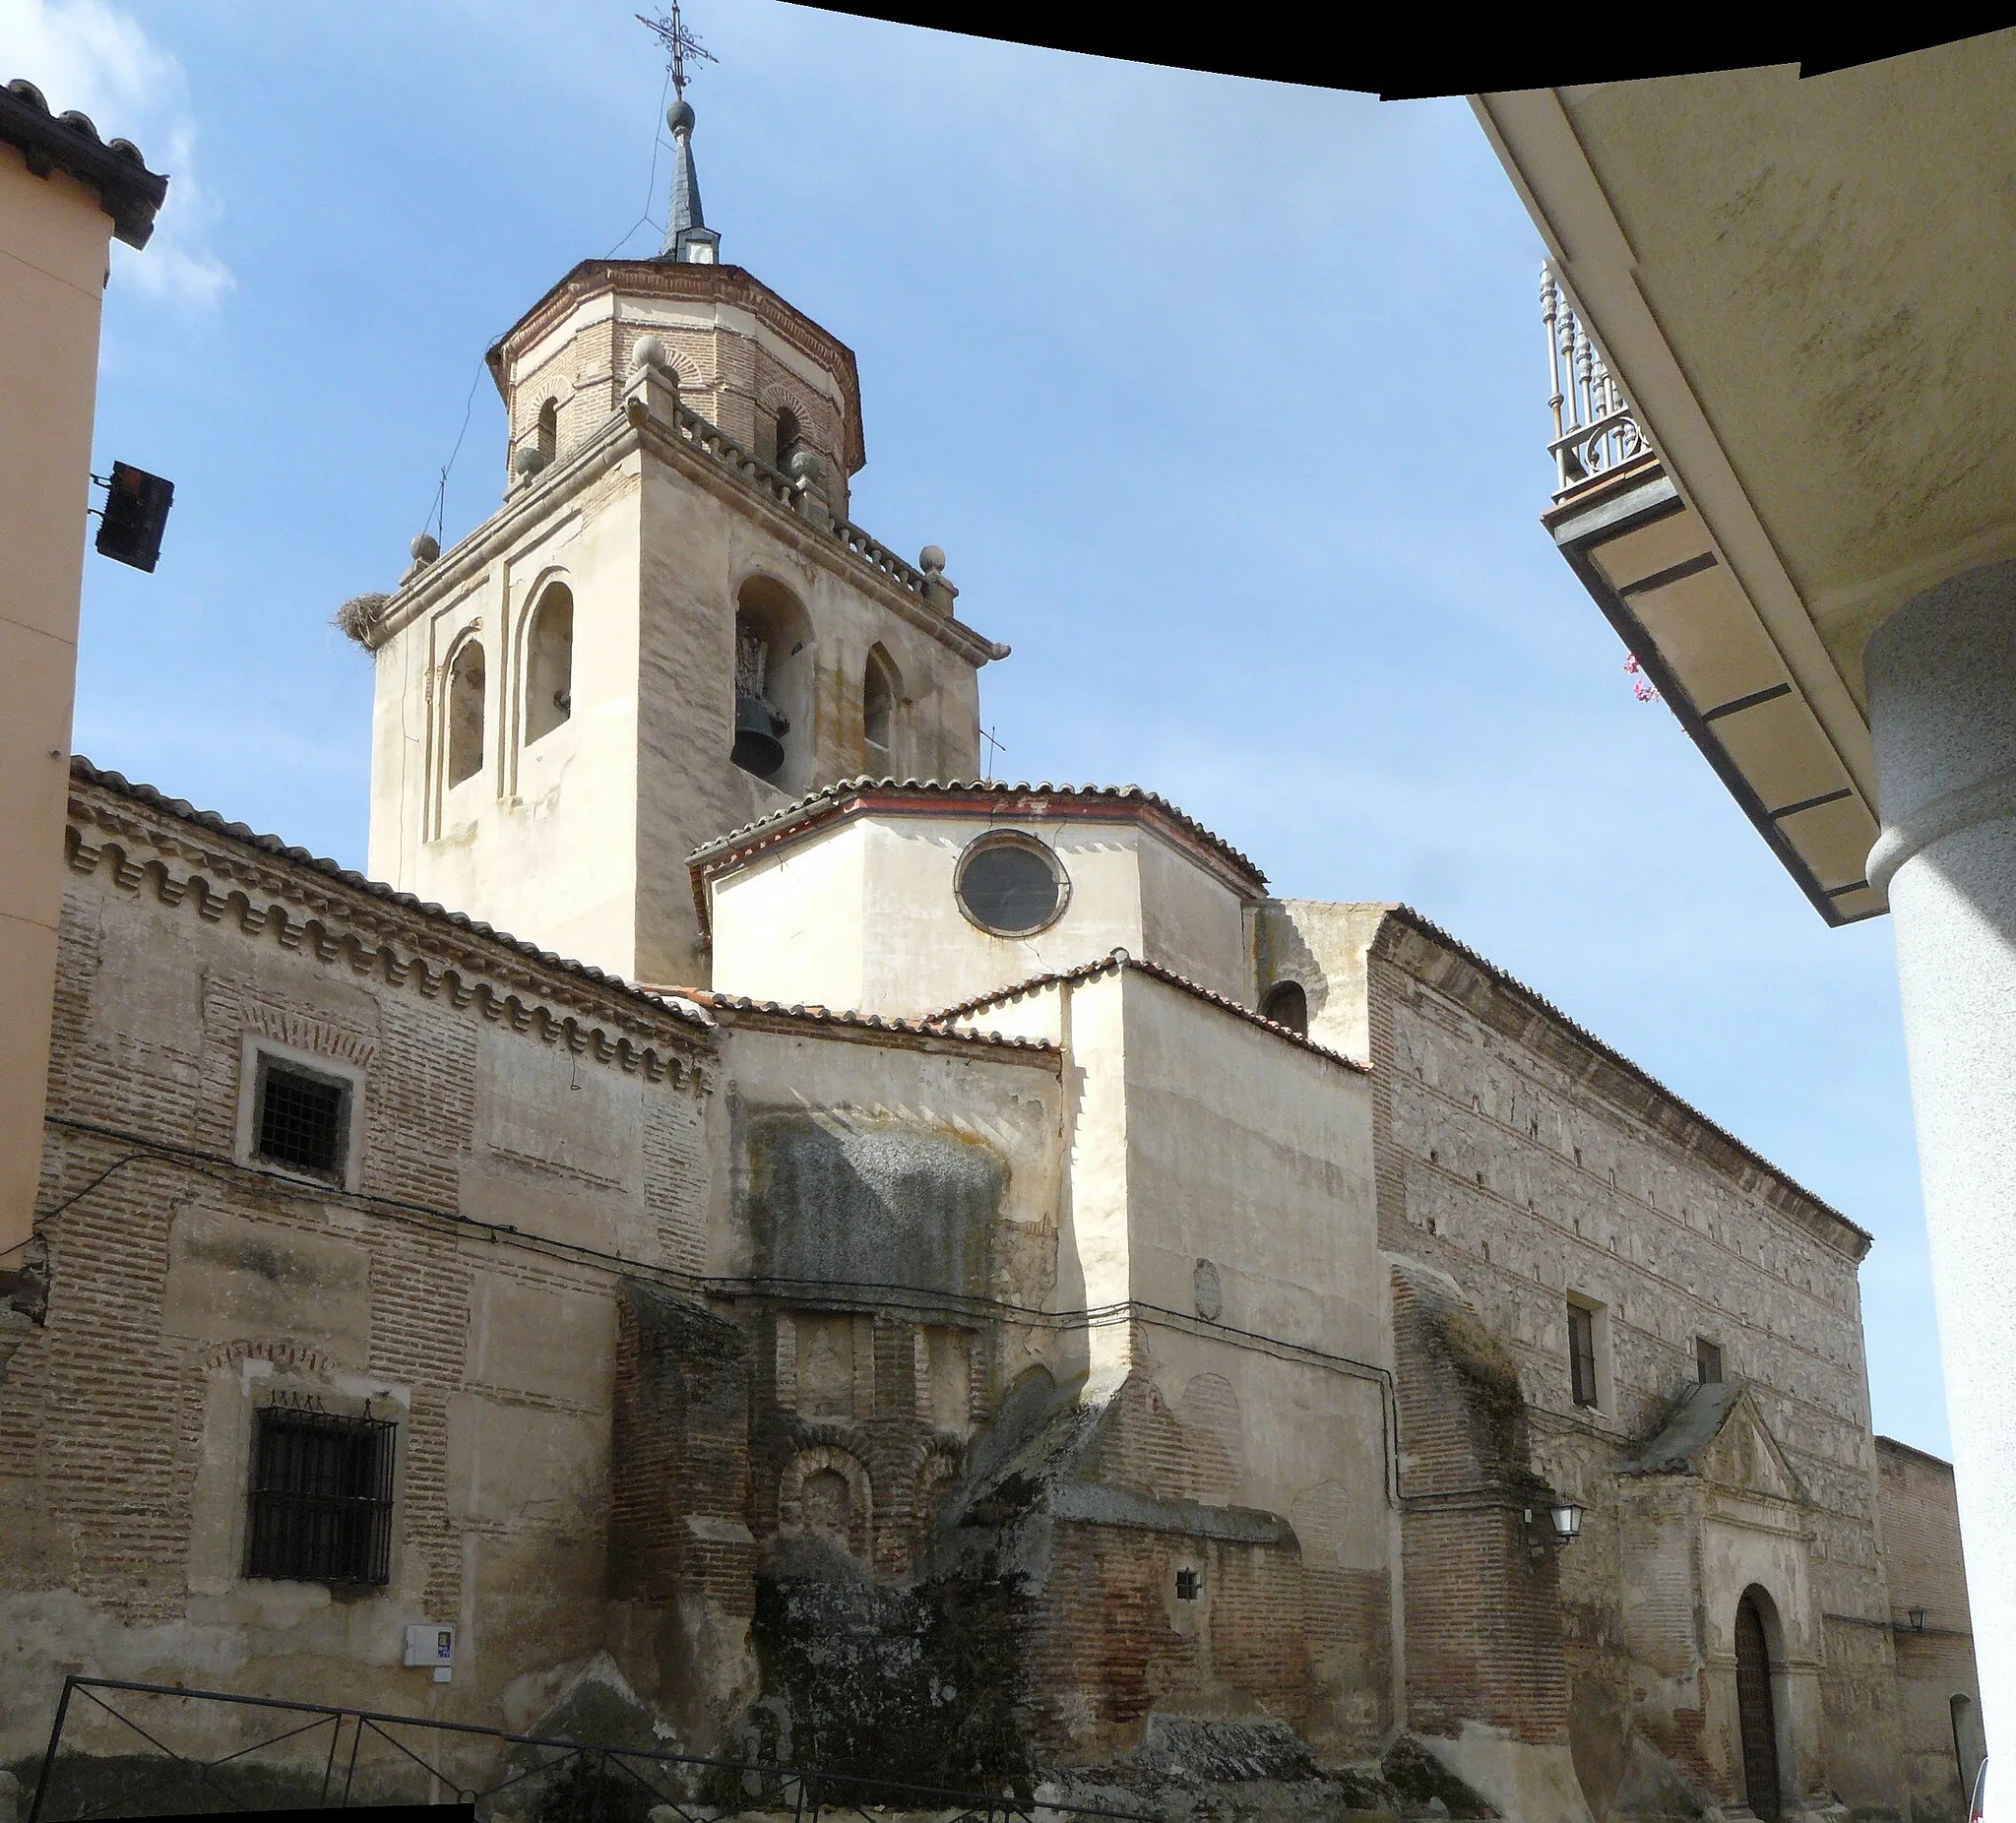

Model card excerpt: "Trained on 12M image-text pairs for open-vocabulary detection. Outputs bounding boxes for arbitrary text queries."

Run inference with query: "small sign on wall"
[405,1623,456,1683]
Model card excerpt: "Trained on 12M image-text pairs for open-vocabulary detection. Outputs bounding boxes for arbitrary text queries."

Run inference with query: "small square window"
[255,1059,350,1181]
[1568,1301,1600,1409]
[1697,1338,1724,1385]
[245,1405,395,1586]
[1175,1567,1202,1602]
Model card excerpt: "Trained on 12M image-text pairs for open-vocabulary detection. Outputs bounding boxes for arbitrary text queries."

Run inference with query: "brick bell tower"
[349,40,1006,989]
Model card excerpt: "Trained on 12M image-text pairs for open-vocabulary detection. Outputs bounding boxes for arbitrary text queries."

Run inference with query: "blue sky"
[7,0,1945,1450]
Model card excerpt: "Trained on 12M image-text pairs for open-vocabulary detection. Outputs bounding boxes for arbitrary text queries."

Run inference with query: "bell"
[731,691,786,778]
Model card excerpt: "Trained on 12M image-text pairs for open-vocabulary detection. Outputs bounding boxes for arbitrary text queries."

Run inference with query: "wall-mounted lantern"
[1524,1498,1585,1556]
[1908,1606,1927,1632]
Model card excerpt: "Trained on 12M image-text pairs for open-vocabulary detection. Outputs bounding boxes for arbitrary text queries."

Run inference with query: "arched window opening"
[1263,980,1309,1037]
[536,397,558,467]
[1951,1694,1979,1792]
[525,583,574,746]
[1734,1590,1782,1823]
[446,642,486,787]
[863,646,897,765]
[731,576,813,786]
[774,407,801,471]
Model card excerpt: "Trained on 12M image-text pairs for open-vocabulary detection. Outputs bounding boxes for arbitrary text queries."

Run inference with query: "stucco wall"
[711,811,1252,1023]
[0,142,114,1262]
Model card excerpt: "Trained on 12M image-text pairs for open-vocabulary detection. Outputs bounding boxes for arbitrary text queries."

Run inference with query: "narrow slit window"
[1568,1301,1600,1409]
[254,1058,350,1182]
[1697,1337,1724,1385]
[245,1405,396,1586]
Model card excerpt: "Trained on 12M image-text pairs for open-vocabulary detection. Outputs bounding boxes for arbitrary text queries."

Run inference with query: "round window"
[955,835,1067,937]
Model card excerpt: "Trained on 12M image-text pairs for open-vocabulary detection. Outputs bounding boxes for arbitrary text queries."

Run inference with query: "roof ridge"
[643,982,1057,1054]
[686,777,1266,887]
[928,951,1365,1073]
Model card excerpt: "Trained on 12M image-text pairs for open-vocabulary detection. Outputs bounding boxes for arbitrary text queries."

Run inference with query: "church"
[0,63,1983,1823]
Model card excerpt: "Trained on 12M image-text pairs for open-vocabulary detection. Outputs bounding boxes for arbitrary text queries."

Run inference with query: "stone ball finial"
[667,98,695,136]
[513,444,548,480]
[919,544,946,577]
[410,532,440,565]
[632,333,670,376]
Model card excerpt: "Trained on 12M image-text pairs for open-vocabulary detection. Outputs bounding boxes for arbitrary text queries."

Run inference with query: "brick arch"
[780,1444,872,1564]
[910,1443,962,1560]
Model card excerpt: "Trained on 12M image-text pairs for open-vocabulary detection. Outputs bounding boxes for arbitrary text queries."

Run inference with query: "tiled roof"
[69,758,712,1034]
[2,79,167,247]
[930,951,1366,1073]
[639,984,1057,1056]
[1374,904,1872,1256]
[688,778,1267,887]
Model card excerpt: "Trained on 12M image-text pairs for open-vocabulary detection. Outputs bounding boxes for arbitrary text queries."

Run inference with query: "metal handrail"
[29,1676,1157,1823]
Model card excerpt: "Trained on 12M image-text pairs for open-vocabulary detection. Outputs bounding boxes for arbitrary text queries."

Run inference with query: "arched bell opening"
[536,397,558,467]
[1734,1586,1784,1823]
[773,406,802,473]
[1262,979,1309,1037]
[731,574,814,789]
[446,640,487,788]
[524,582,574,747]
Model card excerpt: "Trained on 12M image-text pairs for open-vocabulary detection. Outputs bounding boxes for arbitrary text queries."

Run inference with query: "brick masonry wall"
[1877,1439,1984,1822]
[0,781,717,1760]
[1359,916,1905,1808]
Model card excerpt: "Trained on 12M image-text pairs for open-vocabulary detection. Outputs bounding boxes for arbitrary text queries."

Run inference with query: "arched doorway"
[1734,1590,1782,1821]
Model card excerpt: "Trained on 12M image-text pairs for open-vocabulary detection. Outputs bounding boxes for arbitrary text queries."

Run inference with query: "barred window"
[245,1406,395,1586]
[254,1058,350,1181]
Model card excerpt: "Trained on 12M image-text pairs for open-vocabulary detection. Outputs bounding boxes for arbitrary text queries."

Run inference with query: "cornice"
[67,769,714,1096]
[360,398,1004,673]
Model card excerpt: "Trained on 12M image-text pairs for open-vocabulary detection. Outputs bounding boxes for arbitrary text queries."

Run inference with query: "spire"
[637,5,721,265]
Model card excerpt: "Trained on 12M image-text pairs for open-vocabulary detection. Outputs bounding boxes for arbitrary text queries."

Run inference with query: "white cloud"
[0,0,231,305]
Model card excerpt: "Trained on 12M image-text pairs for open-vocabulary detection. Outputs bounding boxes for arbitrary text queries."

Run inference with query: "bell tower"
[351,30,1003,988]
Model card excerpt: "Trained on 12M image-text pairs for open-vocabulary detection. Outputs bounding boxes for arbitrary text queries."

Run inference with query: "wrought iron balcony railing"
[1542,266,1648,498]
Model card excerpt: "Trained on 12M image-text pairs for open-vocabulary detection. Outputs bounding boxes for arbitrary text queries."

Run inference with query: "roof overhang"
[1474,34,2016,920]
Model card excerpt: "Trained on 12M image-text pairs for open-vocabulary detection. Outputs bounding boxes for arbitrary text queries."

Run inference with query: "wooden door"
[1734,1594,1782,1821]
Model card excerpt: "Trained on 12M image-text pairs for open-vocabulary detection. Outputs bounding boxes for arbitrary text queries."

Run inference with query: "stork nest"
[333,593,389,645]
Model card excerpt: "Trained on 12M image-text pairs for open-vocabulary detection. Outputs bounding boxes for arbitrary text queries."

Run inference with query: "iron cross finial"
[637,3,716,98]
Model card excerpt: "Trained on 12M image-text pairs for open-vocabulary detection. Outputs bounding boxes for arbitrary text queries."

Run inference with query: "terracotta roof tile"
[929,951,1366,1073]
[639,983,1057,1056]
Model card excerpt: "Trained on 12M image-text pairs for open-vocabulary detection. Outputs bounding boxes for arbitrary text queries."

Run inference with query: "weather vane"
[637,3,716,99]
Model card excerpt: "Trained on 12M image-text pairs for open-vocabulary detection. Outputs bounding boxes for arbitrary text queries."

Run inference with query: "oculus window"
[245,1405,396,1587]
[955,834,1068,938]
[253,1058,351,1183]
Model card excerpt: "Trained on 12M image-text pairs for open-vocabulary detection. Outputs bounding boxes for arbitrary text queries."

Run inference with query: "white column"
[1866,556,2016,1770]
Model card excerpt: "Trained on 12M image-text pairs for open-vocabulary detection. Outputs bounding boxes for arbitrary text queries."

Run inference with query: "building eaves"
[1,80,166,248]
[687,779,1267,934]
[930,951,1366,1074]
[637,983,1059,1061]
[1873,1434,1957,1474]
[1375,903,1873,1260]
[69,758,713,1037]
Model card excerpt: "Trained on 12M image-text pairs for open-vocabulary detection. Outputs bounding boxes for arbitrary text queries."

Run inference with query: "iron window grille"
[1174,1568,1202,1602]
[254,1057,350,1181]
[245,1405,395,1586]
[1568,1302,1600,1409]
